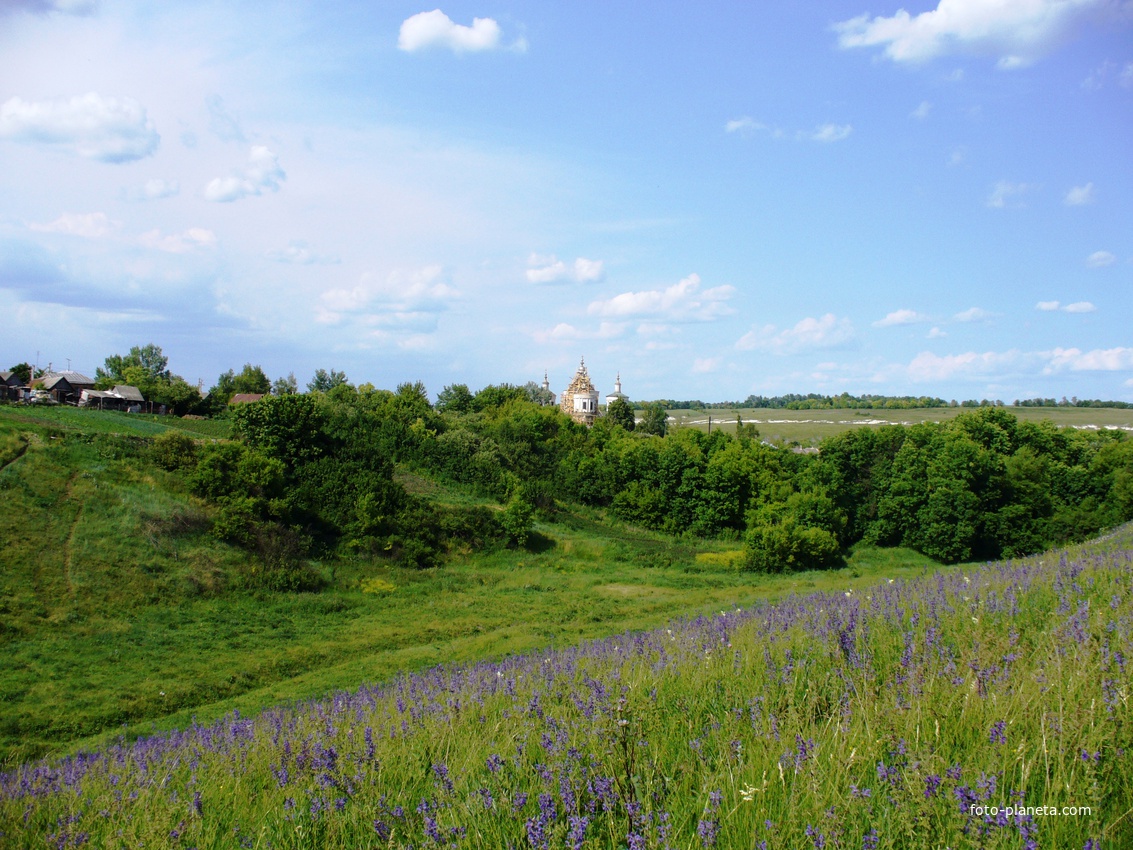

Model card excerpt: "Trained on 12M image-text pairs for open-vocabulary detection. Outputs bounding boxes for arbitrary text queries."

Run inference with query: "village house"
[30,371,95,404]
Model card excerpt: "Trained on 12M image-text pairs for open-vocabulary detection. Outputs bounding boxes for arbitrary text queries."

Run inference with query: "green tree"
[96,343,170,389]
[638,402,669,436]
[7,363,31,384]
[606,397,636,431]
[436,383,474,414]
[272,373,298,395]
[307,368,349,393]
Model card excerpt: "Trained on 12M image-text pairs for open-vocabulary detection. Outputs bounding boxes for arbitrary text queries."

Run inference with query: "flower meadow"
[3,548,1131,849]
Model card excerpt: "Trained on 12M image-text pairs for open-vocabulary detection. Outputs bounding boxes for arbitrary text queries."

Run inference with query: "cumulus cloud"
[30,211,119,238]
[1086,250,1116,268]
[137,228,217,254]
[317,265,459,326]
[954,307,992,322]
[911,100,933,119]
[0,92,159,162]
[736,313,855,355]
[986,180,1032,208]
[873,308,928,327]
[928,326,947,338]
[725,116,764,134]
[136,178,179,200]
[204,146,285,202]
[808,123,853,143]
[266,241,340,265]
[834,0,1104,67]
[1036,300,1096,313]
[587,273,735,322]
[398,10,515,53]
[533,321,627,343]
[1045,347,1133,372]
[526,253,604,284]
[907,349,1024,381]
[1064,182,1094,205]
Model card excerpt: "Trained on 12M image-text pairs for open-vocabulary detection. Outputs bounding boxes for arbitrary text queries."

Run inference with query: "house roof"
[36,375,73,391]
[44,371,95,385]
[229,393,265,405]
[112,384,145,402]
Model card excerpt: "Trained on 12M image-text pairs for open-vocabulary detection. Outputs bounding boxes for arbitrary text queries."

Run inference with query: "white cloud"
[1037,300,1096,313]
[266,241,340,265]
[319,265,459,327]
[1064,182,1094,205]
[138,178,179,200]
[137,227,217,254]
[30,211,119,238]
[1086,250,1116,268]
[834,0,1104,67]
[533,321,627,343]
[692,357,721,374]
[986,180,1032,208]
[873,308,927,327]
[725,116,764,134]
[928,326,947,338]
[526,253,604,284]
[1045,347,1133,372]
[204,146,285,202]
[954,307,992,322]
[907,349,1021,381]
[587,273,735,322]
[398,10,507,53]
[736,313,855,355]
[0,92,159,162]
[911,100,933,119]
[808,123,853,143]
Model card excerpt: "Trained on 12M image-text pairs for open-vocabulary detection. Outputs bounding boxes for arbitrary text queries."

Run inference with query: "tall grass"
[3,545,1129,848]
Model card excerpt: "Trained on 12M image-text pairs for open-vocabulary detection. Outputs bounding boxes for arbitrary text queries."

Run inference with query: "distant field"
[666,405,1133,444]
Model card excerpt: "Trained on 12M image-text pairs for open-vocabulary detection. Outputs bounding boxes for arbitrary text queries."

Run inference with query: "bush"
[500,496,534,548]
[149,430,197,471]
[742,519,841,573]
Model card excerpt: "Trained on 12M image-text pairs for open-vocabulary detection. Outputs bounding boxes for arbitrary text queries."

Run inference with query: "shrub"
[149,430,197,471]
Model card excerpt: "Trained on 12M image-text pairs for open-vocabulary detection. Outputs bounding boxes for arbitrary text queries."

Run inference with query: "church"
[553,357,626,426]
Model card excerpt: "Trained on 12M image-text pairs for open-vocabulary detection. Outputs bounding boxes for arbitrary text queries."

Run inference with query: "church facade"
[560,358,600,425]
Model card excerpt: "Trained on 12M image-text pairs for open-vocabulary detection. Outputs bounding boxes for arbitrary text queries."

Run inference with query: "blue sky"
[1,1,1130,403]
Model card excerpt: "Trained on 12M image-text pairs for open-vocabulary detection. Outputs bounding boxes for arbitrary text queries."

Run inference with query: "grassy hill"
[0,406,942,766]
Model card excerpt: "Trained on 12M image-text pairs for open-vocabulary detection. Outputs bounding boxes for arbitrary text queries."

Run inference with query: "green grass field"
[0,406,946,766]
[666,405,1133,445]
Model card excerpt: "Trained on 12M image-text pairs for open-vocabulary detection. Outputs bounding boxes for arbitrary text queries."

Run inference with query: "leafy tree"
[472,383,526,412]
[7,363,31,384]
[210,364,271,406]
[272,373,298,395]
[638,402,669,436]
[96,343,170,389]
[606,397,636,431]
[307,368,349,393]
[436,383,474,414]
[521,381,556,407]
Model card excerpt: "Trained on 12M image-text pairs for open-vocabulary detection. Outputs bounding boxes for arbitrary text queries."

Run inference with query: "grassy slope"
[0,406,953,767]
